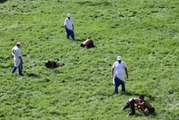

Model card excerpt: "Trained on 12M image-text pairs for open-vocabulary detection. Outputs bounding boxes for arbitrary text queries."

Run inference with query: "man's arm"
[16,49,23,64]
[136,101,145,112]
[64,25,67,30]
[64,25,68,35]
[64,19,67,30]
[112,67,114,78]
[12,49,15,56]
[19,56,23,64]
[125,67,128,78]
[72,24,74,30]
[111,67,115,84]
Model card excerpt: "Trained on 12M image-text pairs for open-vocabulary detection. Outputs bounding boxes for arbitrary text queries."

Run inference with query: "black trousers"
[123,99,135,114]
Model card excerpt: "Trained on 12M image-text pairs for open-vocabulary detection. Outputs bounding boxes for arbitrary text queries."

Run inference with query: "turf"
[0,0,178,120]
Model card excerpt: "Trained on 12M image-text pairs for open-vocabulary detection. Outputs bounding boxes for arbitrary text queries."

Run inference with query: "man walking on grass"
[11,42,23,76]
[112,56,128,94]
[64,13,75,40]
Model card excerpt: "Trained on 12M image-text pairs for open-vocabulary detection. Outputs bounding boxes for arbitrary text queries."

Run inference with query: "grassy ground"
[0,0,179,120]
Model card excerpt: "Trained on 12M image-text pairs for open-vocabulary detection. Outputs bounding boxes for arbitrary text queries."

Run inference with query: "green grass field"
[0,0,179,119]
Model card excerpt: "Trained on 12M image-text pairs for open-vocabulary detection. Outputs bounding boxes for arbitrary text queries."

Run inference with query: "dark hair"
[80,43,85,47]
[139,95,144,99]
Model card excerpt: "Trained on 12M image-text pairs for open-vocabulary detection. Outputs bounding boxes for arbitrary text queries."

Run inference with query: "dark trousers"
[11,65,22,76]
[123,99,135,114]
[66,28,74,40]
[114,76,125,94]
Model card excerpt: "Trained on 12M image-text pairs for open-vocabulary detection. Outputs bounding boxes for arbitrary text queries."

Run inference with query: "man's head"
[16,42,21,48]
[117,56,122,62]
[139,95,144,101]
[80,43,85,47]
[67,13,71,19]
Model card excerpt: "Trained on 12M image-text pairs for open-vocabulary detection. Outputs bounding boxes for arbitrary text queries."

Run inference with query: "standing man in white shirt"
[64,13,75,40]
[11,42,23,76]
[112,56,128,94]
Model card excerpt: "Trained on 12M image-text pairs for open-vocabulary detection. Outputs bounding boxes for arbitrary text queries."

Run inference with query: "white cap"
[117,56,122,60]
[67,13,71,17]
[16,42,21,45]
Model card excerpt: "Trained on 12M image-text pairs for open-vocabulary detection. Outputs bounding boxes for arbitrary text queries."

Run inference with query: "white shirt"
[112,61,126,81]
[128,98,142,104]
[64,17,73,30]
[12,46,22,66]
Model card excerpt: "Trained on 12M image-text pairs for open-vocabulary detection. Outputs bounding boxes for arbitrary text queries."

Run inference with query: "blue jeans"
[11,65,22,76]
[66,28,74,40]
[114,76,125,94]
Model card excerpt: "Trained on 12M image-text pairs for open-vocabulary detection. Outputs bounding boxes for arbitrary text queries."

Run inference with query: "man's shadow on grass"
[121,91,155,101]
[74,38,84,42]
[108,87,155,101]
[130,112,157,117]
[25,73,41,78]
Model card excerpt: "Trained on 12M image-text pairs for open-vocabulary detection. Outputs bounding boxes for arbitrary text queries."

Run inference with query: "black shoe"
[122,106,128,110]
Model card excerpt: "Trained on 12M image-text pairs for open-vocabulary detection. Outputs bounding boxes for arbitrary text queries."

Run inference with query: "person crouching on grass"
[111,56,128,94]
[122,95,155,116]
[80,37,95,49]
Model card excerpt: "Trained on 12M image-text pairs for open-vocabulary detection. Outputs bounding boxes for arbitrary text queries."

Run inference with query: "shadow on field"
[76,1,110,6]
[0,0,7,3]
[75,38,84,42]
[132,111,157,117]
[26,73,41,78]
[123,91,155,101]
